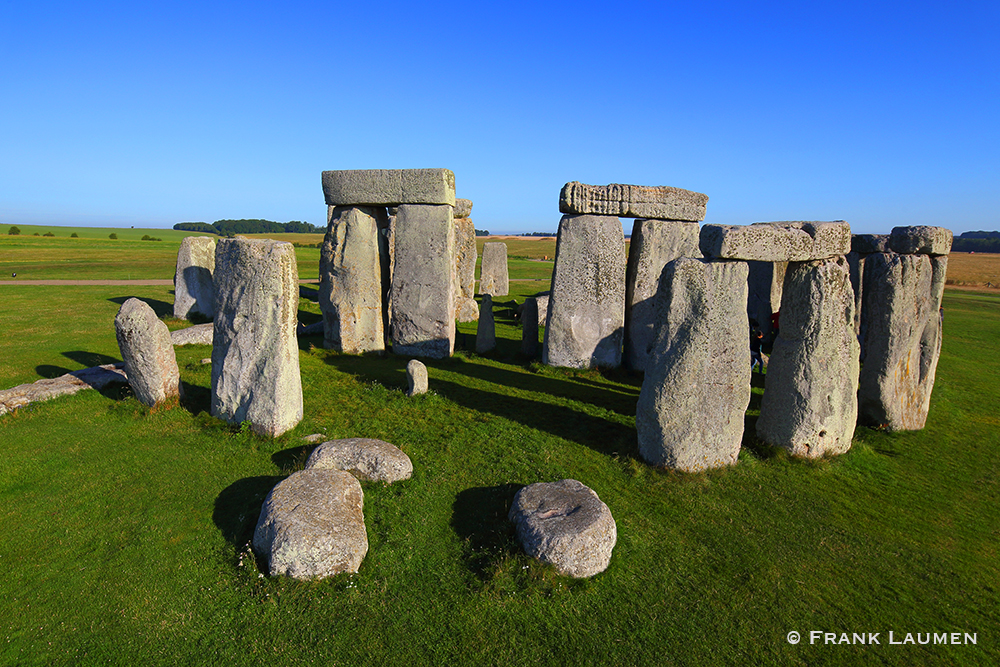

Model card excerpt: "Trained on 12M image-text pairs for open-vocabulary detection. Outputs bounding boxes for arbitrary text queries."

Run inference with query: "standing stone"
[173,236,216,320]
[211,238,303,437]
[543,214,626,369]
[319,206,389,354]
[476,295,496,354]
[114,298,181,407]
[480,242,509,296]
[390,204,455,359]
[624,219,700,371]
[521,297,539,357]
[636,259,750,471]
[406,359,428,396]
[454,217,479,321]
[757,256,859,456]
[746,261,787,339]
[857,253,946,430]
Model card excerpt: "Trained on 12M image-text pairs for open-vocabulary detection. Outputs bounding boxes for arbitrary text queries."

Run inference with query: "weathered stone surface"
[857,253,945,430]
[173,236,216,320]
[700,221,851,262]
[624,219,701,371]
[297,320,325,336]
[319,206,389,354]
[453,198,473,219]
[543,215,626,369]
[115,298,181,407]
[322,169,456,206]
[521,297,539,357]
[636,258,750,470]
[406,359,428,396]
[171,322,214,346]
[508,479,617,578]
[852,234,890,254]
[746,261,787,340]
[0,363,127,417]
[476,295,496,353]
[559,182,707,221]
[252,470,368,579]
[757,257,859,456]
[305,438,413,483]
[889,226,953,255]
[390,204,456,358]
[846,252,865,340]
[211,238,303,437]
[454,217,478,321]
[535,292,550,327]
[480,242,509,296]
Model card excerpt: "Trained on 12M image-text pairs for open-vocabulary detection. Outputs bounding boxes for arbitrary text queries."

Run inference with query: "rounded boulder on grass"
[305,438,412,483]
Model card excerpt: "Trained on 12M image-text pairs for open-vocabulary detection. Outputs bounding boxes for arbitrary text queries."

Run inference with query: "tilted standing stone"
[211,238,303,437]
[390,204,456,359]
[624,219,700,371]
[636,258,750,471]
[476,294,496,354]
[543,214,626,369]
[406,359,428,396]
[559,182,707,221]
[454,216,479,321]
[480,242,509,296]
[173,236,216,320]
[319,206,389,354]
[115,298,181,407]
[521,297,539,357]
[757,256,859,456]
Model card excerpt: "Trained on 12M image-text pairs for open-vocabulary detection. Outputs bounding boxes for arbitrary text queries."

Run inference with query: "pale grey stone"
[746,261,787,340]
[852,234,890,254]
[508,479,617,578]
[700,221,851,261]
[302,433,325,444]
[543,215,626,369]
[624,219,700,371]
[170,322,213,346]
[322,169,456,206]
[476,295,496,354]
[857,253,946,430]
[453,198,473,219]
[211,238,303,437]
[480,242,509,296]
[390,204,456,359]
[757,256,859,456]
[200,358,211,365]
[252,469,367,579]
[521,297,539,357]
[889,226,953,255]
[454,217,479,321]
[319,206,389,354]
[559,182,707,221]
[636,258,750,471]
[406,359,428,396]
[115,298,181,407]
[173,236,216,320]
[535,292,550,327]
[0,364,127,417]
[305,438,413,483]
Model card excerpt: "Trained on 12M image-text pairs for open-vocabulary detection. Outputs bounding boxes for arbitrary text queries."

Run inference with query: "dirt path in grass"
[0,279,321,286]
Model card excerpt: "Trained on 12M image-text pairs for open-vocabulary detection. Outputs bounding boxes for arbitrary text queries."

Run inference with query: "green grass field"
[0,231,996,665]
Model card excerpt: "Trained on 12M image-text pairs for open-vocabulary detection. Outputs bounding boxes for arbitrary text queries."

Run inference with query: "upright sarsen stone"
[390,204,455,358]
[454,217,479,321]
[757,257,859,456]
[636,259,750,471]
[543,215,626,369]
[480,242,509,296]
[211,238,303,437]
[476,294,496,353]
[115,297,181,407]
[173,236,216,320]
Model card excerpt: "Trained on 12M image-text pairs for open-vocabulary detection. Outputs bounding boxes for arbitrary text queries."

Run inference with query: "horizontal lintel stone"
[851,234,890,254]
[888,226,953,255]
[700,221,851,261]
[558,182,707,221]
[322,169,456,207]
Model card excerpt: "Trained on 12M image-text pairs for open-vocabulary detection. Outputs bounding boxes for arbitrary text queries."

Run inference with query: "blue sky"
[1,1,997,235]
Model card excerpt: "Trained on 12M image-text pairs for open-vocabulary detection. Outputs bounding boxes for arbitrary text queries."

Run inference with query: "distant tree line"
[953,231,1000,253]
[474,229,491,236]
[525,231,557,237]
[173,219,323,235]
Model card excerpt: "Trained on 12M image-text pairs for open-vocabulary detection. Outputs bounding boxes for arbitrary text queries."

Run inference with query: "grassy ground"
[0,273,996,664]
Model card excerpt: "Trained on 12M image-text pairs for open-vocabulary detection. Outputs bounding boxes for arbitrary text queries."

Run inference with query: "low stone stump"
[476,295,496,353]
[700,221,851,262]
[757,256,859,456]
[559,182,707,221]
[173,236,216,320]
[170,322,214,346]
[115,298,181,407]
[211,238,303,437]
[543,214,626,369]
[454,216,479,322]
[252,470,368,579]
[306,438,413,483]
[407,359,428,396]
[508,479,617,578]
[636,258,750,471]
[480,242,509,296]
[521,297,539,357]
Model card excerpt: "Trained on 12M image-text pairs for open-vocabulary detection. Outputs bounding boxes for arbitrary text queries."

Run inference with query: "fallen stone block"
[170,322,214,346]
[889,226,953,255]
[559,182,707,221]
[322,169,455,207]
[305,438,413,483]
[0,364,127,417]
[700,221,851,262]
[115,298,181,407]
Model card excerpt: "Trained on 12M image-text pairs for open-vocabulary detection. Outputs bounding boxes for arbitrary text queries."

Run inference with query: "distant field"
[943,252,1000,288]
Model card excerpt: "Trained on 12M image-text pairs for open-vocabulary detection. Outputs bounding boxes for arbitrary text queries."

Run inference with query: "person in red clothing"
[770,310,780,343]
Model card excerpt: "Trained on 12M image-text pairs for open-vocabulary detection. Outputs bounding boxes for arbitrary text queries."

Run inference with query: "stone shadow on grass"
[213,475,285,548]
[271,445,318,473]
[62,351,120,368]
[107,295,173,318]
[179,381,211,415]
[451,484,523,582]
[36,364,72,379]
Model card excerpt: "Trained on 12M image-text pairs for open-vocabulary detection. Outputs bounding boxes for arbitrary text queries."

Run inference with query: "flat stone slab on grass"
[0,364,127,417]
[170,322,214,346]
[559,182,707,221]
[508,479,617,578]
[322,169,456,207]
[305,438,413,483]
[115,297,181,407]
[889,226,953,255]
[700,221,851,262]
[253,469,368,579]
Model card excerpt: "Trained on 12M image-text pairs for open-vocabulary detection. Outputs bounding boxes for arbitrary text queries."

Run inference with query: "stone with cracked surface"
[453,198,473,219]
[171,322,214,346]
[306,438,412,483]
[115,298,181,407]
[406,359,428,396]
[322,169,455,206]
[700,221,851,262]
[559,182,707,221]
[454,217,478,321]
[173,236,216,320]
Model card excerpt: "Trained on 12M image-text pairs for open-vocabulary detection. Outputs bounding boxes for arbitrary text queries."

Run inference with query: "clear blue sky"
[1,1,997,235]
